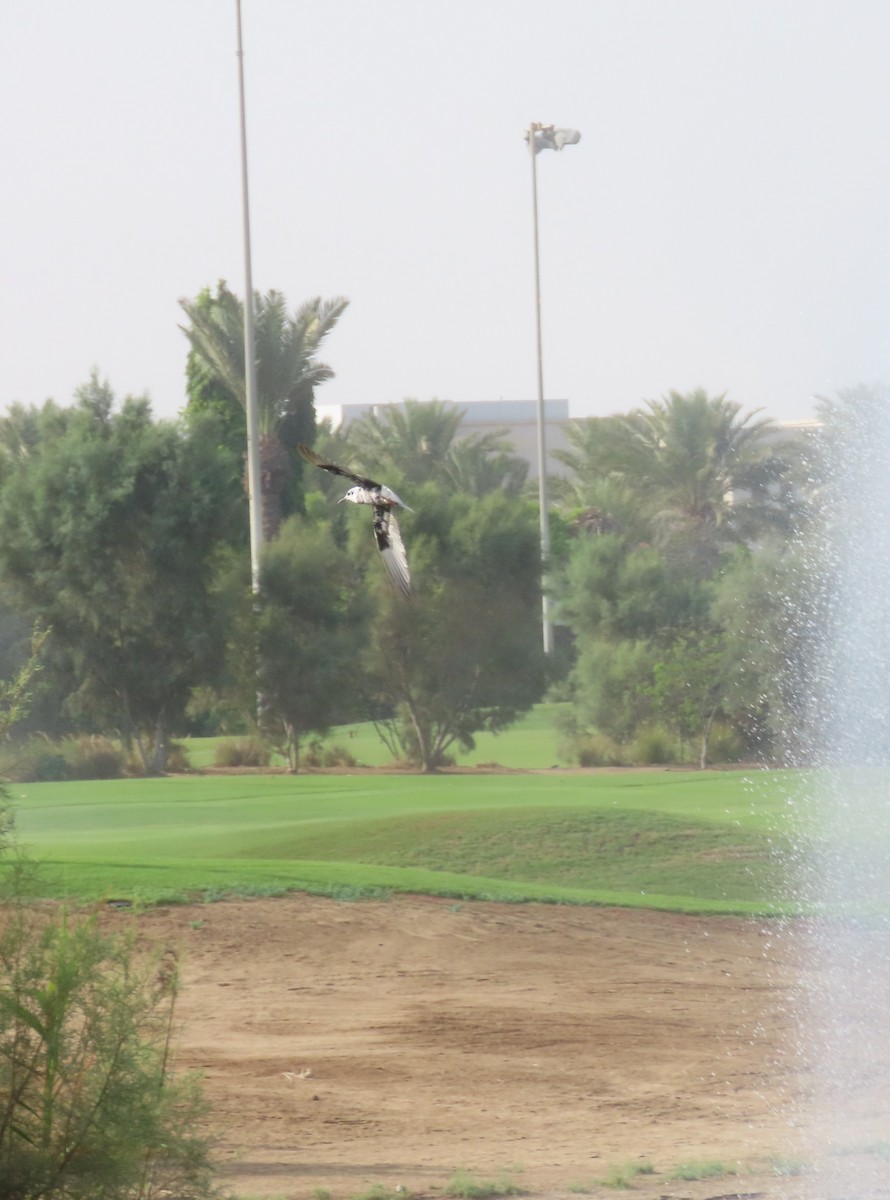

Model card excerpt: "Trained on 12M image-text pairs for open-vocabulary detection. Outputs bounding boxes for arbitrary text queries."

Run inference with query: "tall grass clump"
[0,736,127,783]
[213,736,270,768]
[68,735,127,778]
[572,732,625,767]
[629,725,676,765]
[303,738,359,769]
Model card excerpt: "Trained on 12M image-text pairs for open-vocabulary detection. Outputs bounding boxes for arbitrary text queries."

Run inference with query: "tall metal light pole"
[525,122,580,655]
[235,0,264,593]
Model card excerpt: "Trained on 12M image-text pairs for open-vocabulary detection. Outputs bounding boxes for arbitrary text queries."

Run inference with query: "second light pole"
[526,122,580,655]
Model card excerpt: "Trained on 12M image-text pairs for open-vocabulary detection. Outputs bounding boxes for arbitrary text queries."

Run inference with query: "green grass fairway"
[7,768,799,914]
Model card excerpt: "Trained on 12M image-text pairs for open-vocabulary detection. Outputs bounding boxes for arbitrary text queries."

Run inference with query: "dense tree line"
[550,389,818,766]
[0,291,547,772]
[0,282,836,772]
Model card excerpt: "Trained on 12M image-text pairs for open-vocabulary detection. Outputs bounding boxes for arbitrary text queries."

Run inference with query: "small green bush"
[214,736,270,768]
[445,1171,526,1198]
[707,723,745,763]
[599,1160,655,1189]
[667,1160,735,1181]
[0,905,217,1198]
[33,750,70,781]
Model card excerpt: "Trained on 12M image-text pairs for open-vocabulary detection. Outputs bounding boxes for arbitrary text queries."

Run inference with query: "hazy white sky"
[4,0,890,425]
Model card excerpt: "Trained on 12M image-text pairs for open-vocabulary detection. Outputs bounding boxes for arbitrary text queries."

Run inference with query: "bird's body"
[298,444,412,596]
[340,483,410,510]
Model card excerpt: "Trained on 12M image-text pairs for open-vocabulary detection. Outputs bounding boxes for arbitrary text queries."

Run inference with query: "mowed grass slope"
[8,769,799,914]
[182,702,571,770]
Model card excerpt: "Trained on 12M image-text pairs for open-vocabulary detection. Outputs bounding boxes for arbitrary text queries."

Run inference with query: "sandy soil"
[94,894,890,1200]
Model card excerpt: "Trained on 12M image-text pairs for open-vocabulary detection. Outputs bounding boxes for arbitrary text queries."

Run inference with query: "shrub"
[67,735,125,779]
[300,737,368,771]
[0,906,217,1199]
[629,725,676,765]
[303,737,326,768]
[706,722,745,763]
[321,743,358,768]
[0,739,66,783]
[165,740,192,772]
[32,750,70,781]
[574,732,625,767]
[0,736,126,782]
[213,736,270,768]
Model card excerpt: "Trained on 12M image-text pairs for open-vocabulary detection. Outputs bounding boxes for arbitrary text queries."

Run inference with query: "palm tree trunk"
[243,434,289,542]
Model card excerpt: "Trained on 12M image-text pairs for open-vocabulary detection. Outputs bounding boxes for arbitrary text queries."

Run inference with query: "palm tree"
[347,398,530,499]
[442,432,528,498]
[612,390,774,521]
[350,398,466,487]
[179,283,349,539]
[561,391,794,568]
[553,413,626,487]
[552,414,651,542]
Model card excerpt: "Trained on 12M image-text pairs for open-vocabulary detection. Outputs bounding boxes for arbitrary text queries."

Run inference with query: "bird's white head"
[338,486,364,505]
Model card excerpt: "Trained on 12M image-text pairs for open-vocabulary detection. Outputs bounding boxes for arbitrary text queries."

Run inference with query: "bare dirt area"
[108,895,890,1200]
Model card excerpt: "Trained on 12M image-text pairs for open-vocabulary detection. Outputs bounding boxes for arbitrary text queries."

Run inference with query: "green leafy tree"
[0,403,43,487]
[0,600,66,736]
[553,525,716,758]
[0,376,237,771]
[0,628,47,747]
[568,637,655,745]
[556,533,712,647]
[552,396,813,762]
[648,632,731,768]
[247,518,369,771]
[179,282,349,538]
[712,543,818,763]
[359,488,545,771]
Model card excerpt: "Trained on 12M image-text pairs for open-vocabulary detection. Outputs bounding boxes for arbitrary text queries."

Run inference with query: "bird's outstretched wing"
[297,443,381,490]
[373,507,411,597]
